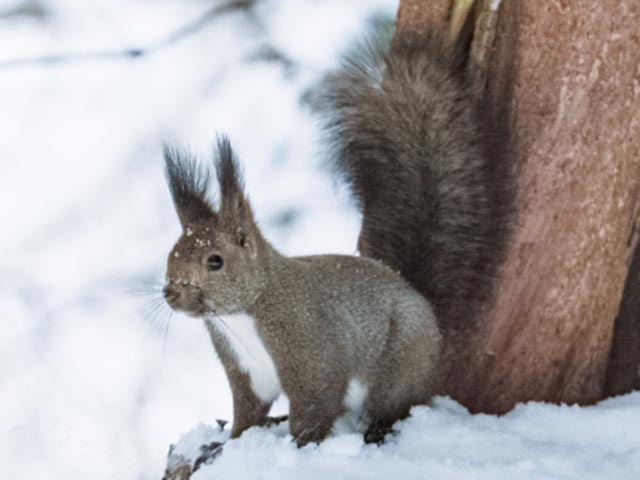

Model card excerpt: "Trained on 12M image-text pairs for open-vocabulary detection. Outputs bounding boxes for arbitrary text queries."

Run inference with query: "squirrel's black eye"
[206,254,224,271]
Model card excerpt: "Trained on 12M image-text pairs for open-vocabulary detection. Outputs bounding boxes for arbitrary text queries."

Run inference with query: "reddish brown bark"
[397,0,640,412]
[396,0,450,34]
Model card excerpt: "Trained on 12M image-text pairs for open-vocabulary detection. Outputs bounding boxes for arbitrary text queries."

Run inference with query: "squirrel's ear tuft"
[215,136,245,210]
[164,145,216,229]
[214,136,258,249]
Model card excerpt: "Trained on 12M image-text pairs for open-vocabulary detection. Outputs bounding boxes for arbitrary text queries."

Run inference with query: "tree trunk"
[604,240,640,396]
[395,0,450,33]
[397,0,640,412]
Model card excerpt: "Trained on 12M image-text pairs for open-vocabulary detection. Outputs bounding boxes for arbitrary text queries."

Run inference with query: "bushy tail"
[317,27,514,331]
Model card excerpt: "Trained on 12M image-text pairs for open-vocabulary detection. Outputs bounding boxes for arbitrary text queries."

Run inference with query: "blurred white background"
[0,1,397,478]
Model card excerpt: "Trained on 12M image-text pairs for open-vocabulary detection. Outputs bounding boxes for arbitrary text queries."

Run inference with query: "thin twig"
[0,0,256,70]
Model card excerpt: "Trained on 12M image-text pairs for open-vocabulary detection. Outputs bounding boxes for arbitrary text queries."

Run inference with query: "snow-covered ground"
[0,1,638,479]
[175,395,640,480]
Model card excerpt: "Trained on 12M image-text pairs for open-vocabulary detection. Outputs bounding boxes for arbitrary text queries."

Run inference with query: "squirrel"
[162,19,513,447]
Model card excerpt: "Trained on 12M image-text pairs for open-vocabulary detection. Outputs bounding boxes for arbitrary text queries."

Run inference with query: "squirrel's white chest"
[212,312,281,403]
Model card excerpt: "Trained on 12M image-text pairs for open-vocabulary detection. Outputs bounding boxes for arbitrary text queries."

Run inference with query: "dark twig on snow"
[0,0,256,70]
[246,45,297,75]
[0,0,48,19]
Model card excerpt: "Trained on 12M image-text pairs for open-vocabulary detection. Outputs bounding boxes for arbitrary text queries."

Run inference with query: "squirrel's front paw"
[263,414,289,427]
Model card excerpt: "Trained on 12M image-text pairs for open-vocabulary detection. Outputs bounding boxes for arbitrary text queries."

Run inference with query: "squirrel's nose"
[162,284,180,305]
[163,281,204,315]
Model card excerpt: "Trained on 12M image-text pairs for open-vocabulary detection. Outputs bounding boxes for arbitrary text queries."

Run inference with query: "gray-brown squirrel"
[162,23,513,446]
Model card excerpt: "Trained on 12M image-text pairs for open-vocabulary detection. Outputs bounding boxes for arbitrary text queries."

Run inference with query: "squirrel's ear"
[164,145,216,230]
[214,136,259,252]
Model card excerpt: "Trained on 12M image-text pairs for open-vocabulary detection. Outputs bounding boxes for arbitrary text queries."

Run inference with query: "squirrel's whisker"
[137,296,172,338]
[161,309,173,352]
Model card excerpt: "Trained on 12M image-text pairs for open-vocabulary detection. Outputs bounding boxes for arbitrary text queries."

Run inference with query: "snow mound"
[171,394,640,479]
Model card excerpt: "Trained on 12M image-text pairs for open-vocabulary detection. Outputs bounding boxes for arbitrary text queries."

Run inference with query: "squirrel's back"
[319,28,514,330]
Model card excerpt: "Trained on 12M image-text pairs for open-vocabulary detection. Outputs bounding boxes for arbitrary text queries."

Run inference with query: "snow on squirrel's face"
[162,138,270,319]
[163,220,267,318]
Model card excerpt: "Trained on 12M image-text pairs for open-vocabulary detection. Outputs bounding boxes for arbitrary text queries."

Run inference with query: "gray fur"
[317,29,514,330]
[164,146,214,229]
[162,24,513,446]
[163,139,441,446]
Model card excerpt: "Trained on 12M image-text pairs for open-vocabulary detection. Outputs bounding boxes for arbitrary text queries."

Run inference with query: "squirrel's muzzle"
[163,280,208,316]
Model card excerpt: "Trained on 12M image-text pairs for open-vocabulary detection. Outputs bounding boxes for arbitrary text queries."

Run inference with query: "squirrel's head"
[162,136,269,317]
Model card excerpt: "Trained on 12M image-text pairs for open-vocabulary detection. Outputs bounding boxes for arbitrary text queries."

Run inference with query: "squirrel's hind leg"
[363,417,398,445]
[288,384,347,447]
[363,304,441,444]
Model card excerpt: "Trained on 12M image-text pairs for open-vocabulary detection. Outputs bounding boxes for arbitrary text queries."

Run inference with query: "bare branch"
[0,0,256,70]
